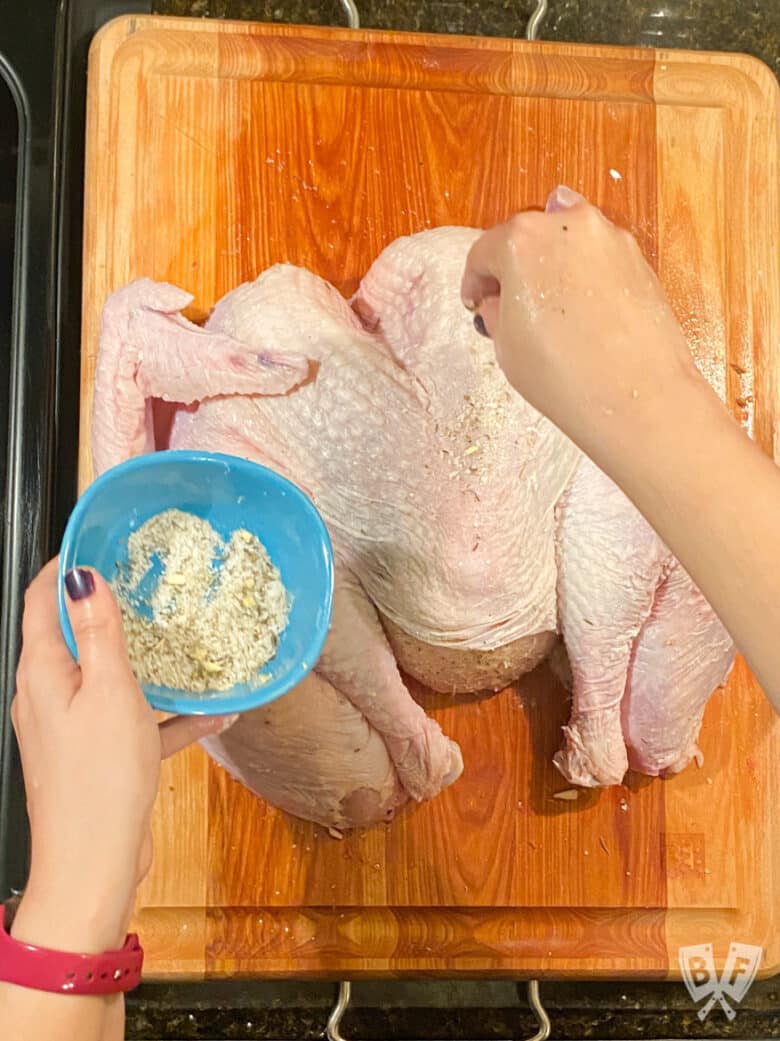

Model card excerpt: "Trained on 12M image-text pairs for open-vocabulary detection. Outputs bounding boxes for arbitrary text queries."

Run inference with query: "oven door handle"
[0,0,153,900]
[326,980,552,1041]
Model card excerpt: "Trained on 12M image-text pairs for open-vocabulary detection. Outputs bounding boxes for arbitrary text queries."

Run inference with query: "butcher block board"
[80,16,780,979]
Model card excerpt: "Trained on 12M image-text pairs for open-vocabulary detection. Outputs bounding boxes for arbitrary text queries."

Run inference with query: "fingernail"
[462,297,477,312]
[217,713,240,733]
[65,568,95,601]
[546,185,587,212]
[473,313,489,337]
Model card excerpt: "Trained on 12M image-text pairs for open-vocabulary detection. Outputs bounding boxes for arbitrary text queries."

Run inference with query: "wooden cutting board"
[80,15,780,979]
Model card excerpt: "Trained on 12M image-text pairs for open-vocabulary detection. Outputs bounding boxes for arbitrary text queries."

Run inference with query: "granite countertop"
[132,1,779,1037]
[130,976,780,1040]
[155,0,780,79]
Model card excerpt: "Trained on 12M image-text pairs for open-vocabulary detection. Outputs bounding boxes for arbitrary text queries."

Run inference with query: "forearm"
[0,889,130,1041]
[0,982,122,1041]
[579,374,780,712]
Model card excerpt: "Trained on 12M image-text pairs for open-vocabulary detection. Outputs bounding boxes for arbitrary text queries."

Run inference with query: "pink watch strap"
[0,905,143,995]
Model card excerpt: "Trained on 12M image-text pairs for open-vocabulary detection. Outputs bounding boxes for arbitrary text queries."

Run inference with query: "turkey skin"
[92,227,734,828]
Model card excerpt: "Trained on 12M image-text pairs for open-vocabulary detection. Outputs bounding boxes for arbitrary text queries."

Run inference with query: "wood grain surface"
[81,15,780,978]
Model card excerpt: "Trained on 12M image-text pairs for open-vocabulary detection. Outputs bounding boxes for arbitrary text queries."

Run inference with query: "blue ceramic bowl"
[58,450,334,715]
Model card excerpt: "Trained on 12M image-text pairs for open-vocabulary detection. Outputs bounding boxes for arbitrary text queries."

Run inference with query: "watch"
[0,904,144,995]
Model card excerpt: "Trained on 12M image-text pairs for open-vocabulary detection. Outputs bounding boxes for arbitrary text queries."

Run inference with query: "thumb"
[158,713,239,758]
[474,296,500,339]
[64,566,133,683]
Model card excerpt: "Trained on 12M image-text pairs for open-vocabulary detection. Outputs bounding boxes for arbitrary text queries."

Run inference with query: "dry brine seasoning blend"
[113,509,290,692]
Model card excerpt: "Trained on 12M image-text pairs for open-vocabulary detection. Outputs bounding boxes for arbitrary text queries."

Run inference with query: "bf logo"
[679,942,763,1021]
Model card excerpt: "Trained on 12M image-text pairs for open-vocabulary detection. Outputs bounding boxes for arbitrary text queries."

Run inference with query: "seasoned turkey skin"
[92,227,734,827]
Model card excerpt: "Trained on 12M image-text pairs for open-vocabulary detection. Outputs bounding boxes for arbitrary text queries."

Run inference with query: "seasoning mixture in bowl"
[113,508,289,692]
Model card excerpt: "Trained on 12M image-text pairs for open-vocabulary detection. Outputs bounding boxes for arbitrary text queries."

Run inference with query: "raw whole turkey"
[92,215,735,829]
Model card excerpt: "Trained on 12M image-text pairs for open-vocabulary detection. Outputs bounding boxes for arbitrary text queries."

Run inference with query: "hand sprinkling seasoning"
[113,509,289,692]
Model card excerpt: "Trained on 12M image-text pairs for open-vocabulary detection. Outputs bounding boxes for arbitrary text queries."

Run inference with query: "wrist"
[580,360,719,476]
[13,880,134,954]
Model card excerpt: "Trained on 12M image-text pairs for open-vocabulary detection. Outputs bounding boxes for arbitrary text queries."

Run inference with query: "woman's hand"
[461,185,707,458]
[462,187,780,714]
[10,560,234,953]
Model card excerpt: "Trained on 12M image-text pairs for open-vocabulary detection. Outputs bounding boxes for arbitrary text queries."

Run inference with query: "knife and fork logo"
[679,942,763,1020]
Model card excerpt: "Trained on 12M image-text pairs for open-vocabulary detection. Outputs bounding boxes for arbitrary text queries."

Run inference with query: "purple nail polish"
[65,568,95,601]
[546,185,587,212]
[473,313,489,338]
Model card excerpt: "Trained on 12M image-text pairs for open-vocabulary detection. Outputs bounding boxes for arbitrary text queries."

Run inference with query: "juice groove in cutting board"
[81,16,780,978]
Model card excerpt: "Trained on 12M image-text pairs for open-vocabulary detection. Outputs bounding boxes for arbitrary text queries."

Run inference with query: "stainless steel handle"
[325,980,352,1041]
[339,0,360,29]
[526,980,552,1041]
[341,1,547,38]
[326,979,552,1041]
[525,0,549,41]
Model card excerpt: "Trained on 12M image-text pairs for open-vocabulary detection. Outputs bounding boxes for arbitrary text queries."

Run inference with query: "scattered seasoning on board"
[113,509,289,692]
